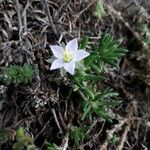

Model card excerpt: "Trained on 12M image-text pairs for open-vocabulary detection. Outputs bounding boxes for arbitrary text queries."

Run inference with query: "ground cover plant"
[0,0,150,150]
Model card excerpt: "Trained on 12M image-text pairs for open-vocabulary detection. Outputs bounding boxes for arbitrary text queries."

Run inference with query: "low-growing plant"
[12,127,37,150]
[109,134,119,145]
[81,88,120,121]
[70,126,88,149]
[0,64,35,85]
[48,34,126,148]
[46,142,57,150]
[48,34,126,122]
[72,34,126,121]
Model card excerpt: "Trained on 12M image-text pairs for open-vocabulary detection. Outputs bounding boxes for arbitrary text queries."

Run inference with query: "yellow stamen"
[63,49,73,62]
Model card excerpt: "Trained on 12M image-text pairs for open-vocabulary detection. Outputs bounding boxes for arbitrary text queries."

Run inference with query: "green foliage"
[85,34,127,69]
[109,134,119,144]
[0,64,35,85]
[98,34,126,65]
[46,142,57,150]
[12,127,37,150]
[79,35,89,49]
[81,89,120,121]
[70,126,87,149]
[94,0,105,19]
[73,34,126,121]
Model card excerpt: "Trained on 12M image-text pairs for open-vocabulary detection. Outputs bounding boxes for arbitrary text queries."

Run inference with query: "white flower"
[50,38,90,75]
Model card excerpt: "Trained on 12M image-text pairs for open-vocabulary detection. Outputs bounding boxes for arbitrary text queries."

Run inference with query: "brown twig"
[100,118,129,150]
[14,0,23,40]
[52,108,63,134]
[42,0,58,37]
[116,123,131,150]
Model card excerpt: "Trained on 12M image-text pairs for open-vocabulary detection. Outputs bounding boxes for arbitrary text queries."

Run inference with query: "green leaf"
[84,54,98,67]
[84,88,95,99]
[82,105,91,120]
[46,143,57,150]
[96,34,127,66]
[79,35,89,49]
[84,74,105,81]
[94,107,112,121]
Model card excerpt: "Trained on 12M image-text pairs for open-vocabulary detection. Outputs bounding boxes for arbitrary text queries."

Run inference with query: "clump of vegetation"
[81,88,120,121]
[96,34,126,66]
[0,64,35,85]
[72,34,126,122]
[12,127,37,150]
[70,126,88,149]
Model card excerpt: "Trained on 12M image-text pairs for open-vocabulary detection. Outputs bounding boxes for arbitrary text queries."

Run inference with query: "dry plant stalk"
[100,118,129,150]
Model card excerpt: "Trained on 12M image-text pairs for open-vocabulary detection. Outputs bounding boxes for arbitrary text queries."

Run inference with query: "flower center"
[63,49,73,62]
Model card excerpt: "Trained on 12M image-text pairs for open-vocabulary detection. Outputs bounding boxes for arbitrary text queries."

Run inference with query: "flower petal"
[74,50,90,62]
[50,59,64,70]
[65,38,78,53]
[64,61,75,75]
[50,45,64,59]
